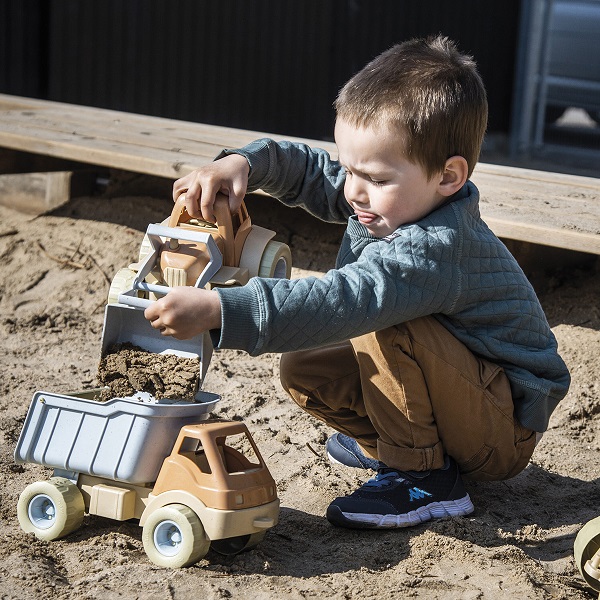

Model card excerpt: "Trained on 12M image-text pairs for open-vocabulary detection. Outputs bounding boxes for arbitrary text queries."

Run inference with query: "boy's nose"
[345,177,368,204]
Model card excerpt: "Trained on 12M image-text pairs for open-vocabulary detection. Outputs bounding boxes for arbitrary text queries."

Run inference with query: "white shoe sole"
[338,494,475,528]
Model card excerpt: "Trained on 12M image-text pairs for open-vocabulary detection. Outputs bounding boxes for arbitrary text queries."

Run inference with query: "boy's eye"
[369,177,386,186]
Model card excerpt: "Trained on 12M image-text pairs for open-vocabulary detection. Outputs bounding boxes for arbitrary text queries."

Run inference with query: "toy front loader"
[101,214,222,387]
[104,192,292,385]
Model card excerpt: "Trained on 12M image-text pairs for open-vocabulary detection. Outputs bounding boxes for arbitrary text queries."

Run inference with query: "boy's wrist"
[215,139,272,191]
[214,284,262,352]
[215,152,250,176]
[206,289,223,331]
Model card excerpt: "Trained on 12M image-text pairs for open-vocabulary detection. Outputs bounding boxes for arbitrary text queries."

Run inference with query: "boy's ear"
[438,156,468,197]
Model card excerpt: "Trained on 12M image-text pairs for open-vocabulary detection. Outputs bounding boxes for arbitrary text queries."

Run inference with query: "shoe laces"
[361,467,405,490]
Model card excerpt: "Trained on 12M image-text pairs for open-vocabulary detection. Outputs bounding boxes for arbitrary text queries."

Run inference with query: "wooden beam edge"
[485,216,600,255]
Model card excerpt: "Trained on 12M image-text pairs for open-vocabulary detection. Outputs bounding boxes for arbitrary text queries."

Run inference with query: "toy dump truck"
[15,193,289,567]
[15,390,279,568]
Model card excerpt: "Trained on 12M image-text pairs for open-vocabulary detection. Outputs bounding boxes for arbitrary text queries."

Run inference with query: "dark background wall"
[1,0,521,141]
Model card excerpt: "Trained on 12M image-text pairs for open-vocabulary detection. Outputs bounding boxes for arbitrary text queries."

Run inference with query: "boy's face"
[334,119,445,238]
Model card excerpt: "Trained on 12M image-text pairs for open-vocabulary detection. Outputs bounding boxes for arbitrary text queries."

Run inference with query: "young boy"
[145,36,570,529]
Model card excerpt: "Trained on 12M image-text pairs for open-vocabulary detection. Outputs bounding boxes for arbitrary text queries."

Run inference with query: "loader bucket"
[100,303,214,387]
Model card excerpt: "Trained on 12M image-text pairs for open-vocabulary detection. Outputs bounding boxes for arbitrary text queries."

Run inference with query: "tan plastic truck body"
[76,420,279,541]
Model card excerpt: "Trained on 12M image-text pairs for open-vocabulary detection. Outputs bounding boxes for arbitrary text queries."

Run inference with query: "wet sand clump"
[97,343,200,401]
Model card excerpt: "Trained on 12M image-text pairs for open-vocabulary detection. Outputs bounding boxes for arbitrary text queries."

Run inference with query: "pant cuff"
[377,439,445,471]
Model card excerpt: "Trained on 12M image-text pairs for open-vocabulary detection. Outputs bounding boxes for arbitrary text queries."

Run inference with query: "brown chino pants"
[280,315,537,481]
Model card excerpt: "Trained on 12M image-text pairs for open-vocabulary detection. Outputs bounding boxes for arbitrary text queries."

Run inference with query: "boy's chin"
[366,223,397,238]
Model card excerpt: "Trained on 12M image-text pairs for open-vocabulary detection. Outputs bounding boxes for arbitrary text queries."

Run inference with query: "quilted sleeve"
[217,138,353,224]
[214,227,461,355]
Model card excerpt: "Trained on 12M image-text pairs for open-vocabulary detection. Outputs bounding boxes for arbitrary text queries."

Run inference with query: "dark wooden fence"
[1,0,521,140]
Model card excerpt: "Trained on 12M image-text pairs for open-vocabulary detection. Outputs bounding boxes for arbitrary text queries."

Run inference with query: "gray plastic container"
[14,389,219,484]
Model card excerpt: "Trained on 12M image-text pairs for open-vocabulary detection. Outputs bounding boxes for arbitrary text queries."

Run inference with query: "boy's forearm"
[213,283,263,353]
[203,289,223,331]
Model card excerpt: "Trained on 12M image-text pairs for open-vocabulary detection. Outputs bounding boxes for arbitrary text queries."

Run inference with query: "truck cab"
[153,420,277,511]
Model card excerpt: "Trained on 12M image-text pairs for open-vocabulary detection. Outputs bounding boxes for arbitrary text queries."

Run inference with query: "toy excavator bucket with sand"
[102,193,292,388]
[100,211,221,388]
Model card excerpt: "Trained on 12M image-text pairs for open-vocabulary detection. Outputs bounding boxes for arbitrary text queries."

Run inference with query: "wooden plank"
[0,172,72,215]
[484,216,600,255]
[0,94,332,178]
[0,93,599,255]
[471,165,600,254]
[0,94,324,156]
[0,108,260,156]
[0,170,96,215]
[0,128,207,179]
[0,94,261,139]
[474,162,600,190]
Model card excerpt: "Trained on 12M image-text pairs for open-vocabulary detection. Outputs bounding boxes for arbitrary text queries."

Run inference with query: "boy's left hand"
[144,287,222,340]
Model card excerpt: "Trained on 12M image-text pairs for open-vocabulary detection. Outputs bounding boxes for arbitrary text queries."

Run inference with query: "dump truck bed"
[14,390,219,484]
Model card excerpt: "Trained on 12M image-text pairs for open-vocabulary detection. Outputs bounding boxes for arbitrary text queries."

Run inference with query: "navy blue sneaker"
[326,433,380,470]
[326,456,474,529]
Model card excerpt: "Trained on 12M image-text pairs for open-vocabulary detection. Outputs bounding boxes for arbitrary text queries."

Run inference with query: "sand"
[97,343,200,401]
[0,188,598,599]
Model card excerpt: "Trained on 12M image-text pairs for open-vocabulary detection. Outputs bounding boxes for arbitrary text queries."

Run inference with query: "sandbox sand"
[0,188,598,599]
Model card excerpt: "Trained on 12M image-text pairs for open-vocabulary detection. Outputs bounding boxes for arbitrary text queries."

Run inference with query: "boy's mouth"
[354,209,378,225]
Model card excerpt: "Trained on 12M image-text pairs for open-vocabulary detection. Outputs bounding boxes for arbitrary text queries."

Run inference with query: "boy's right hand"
[172,153,250,222]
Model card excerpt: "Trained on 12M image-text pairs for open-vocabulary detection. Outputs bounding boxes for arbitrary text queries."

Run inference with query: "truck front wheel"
[17,477,85,541]
[142,504,210,568]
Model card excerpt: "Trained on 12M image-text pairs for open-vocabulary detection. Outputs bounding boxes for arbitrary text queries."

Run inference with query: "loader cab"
[159,193,253,287]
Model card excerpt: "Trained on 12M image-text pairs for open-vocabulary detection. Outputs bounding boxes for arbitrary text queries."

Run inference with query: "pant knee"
[279,352,305,408]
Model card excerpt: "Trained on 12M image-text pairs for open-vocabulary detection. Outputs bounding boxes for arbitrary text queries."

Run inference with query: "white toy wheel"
[258,241,292,279]
[574,515,600,592]
[138,234,153,263]
[142,504,210,568]
[211,531,266,555]
[107,268,138,304]
[17,477,85,541]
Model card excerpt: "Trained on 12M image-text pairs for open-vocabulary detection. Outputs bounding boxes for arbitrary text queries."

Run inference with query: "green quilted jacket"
[212,139,570,432]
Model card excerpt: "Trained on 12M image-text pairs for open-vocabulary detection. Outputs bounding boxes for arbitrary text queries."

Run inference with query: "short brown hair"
[334,35,488,179]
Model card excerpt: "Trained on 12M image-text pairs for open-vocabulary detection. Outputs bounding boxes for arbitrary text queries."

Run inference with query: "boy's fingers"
[144,303,161,325]
[146,310,171,336]
[229,178,248,211]
[199,184,220,223]
[183,181,203,218]
[173,172,194,202]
